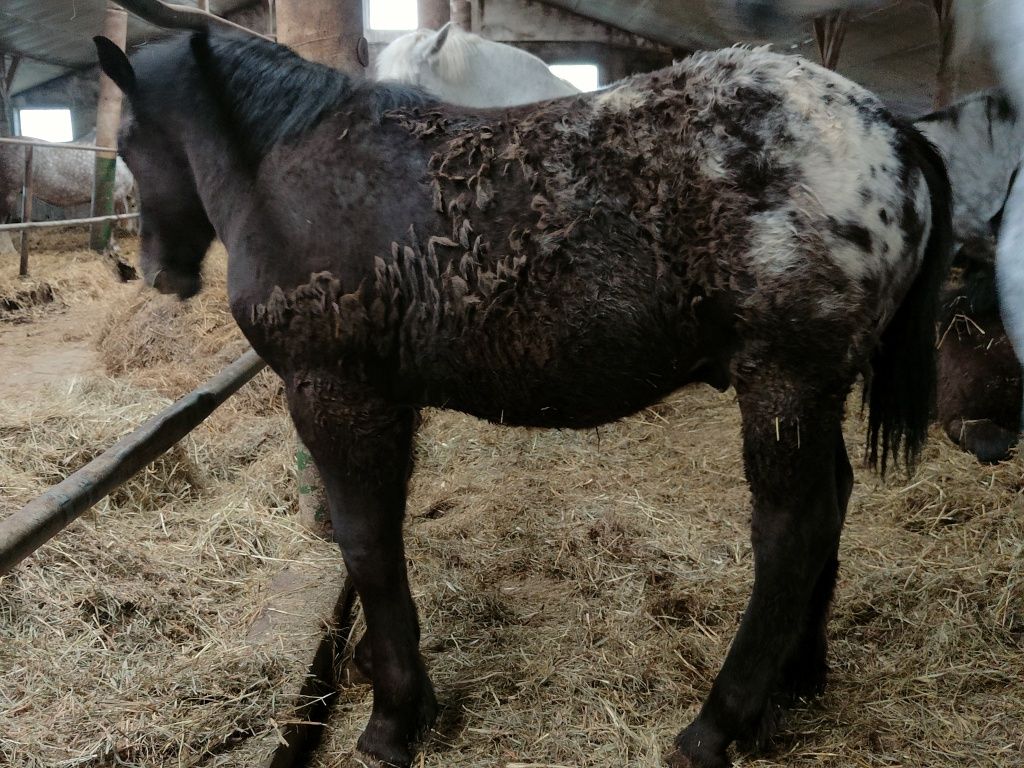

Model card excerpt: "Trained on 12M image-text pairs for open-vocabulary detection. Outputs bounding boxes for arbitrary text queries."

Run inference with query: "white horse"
[374,22,579,108]
[915,90,1024,251]
[738,0,1024,431]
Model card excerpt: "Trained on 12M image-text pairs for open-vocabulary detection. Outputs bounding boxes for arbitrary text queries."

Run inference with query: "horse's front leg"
[669,371,847,768]
[285,371,436,767]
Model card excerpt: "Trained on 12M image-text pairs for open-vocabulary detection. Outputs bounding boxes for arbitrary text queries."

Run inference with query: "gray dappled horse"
[95,30,950,768]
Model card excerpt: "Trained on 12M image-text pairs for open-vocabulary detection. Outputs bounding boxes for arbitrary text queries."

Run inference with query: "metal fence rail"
[0,349,268,575]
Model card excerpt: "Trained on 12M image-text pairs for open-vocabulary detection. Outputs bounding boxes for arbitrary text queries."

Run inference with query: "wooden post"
[813,11,850,71]
[18,144,32,277]
[0,55,20,138]
[418,0,450,29]
[932,0,957,108]
[450,0,471,30]
[90,3,128,252]
[276,0,367,72]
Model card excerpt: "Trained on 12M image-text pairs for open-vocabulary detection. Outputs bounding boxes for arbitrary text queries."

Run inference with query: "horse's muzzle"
[150,268,202,300]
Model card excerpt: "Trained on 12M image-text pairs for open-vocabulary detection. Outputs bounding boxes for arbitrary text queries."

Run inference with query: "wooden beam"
[450,0,471,30]
[813,11,850,71]
[419,0,451,30]
[112,0,273,41]
[276,0,367,73]
[0,350,266,575]
[0,212,139,232]
[932,0,957,108]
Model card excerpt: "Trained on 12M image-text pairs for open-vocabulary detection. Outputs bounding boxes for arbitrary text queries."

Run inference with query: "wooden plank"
[228,564,356,768]
[0,349,267,574]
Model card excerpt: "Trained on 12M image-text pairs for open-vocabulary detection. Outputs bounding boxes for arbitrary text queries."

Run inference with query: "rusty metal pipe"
[0,349,268,575]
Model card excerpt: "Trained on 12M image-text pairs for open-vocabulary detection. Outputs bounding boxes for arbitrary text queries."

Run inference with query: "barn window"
[549,64,600,92]
[17,108,74,142]
[367,0,417,30]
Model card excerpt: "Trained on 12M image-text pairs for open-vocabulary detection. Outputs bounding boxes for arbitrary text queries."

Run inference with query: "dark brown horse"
[95,31,951,768]
[939,239,1022,462]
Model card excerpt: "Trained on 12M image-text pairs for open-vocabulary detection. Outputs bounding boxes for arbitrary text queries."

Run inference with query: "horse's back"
[241,47,938,423]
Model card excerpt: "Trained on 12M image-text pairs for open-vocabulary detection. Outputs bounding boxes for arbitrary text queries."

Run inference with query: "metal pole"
[0,350,267,575]
[418,0,450,29]
[18,145,32,277]
[90,2,128,252]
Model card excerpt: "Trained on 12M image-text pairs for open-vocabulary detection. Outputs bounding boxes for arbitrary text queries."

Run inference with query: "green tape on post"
[296,441,333,539]
[90,154,117,252]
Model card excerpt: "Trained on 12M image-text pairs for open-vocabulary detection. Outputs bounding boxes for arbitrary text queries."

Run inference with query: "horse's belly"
[405,327,719,429]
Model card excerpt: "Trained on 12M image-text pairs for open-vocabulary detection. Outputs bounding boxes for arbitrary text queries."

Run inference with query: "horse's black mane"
[132,31,430,159]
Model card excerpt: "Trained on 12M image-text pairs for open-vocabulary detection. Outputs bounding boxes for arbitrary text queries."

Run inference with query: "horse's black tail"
[866,126,954,474]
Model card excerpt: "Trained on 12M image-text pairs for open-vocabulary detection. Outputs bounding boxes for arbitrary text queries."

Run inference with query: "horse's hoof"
[348,749,410,768]
[669,722,730,768]
[665,748,730,768]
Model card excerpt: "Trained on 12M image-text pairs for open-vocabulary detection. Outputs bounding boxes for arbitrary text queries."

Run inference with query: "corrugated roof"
[2,0,999,115]
[1,0,258,95]
[541,0,997,113]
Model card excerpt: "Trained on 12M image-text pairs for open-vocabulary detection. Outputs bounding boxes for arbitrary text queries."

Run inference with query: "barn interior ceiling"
[0,0,255,95]
[1,0,997,114]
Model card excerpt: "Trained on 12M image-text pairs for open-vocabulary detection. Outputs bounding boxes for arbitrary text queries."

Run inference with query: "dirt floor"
[1,230,1023,767]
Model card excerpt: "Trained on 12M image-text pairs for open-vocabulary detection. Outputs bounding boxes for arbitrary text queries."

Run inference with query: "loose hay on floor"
[0,228,136,322]
[0,376,337,767]
[97,242,285,414]
[313,391,1024,768]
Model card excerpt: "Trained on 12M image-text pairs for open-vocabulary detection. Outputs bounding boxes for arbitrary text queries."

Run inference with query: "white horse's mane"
[375,25,477,85]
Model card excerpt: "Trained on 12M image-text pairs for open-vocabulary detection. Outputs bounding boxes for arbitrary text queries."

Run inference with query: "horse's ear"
[426,22,453,57]
[94,36,136,96]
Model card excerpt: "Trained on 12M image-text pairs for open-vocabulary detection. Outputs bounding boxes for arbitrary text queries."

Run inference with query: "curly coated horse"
[95,31,951,768]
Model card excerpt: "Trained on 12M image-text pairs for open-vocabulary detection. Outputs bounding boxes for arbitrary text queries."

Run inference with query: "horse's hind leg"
[669,370,848,768]
[778,427,852,702]
[285,373,436,767]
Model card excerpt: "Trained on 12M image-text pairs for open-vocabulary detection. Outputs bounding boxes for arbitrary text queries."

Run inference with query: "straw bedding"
[2,232,1022,767]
